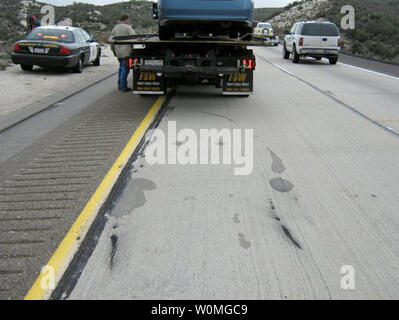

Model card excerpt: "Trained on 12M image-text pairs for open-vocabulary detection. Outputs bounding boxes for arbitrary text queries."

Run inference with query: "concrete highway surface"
[68,47,399,299]
[1,46,398,300]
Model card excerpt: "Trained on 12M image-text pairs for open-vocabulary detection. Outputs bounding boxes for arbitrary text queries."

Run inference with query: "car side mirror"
[88,35,97,42]
[152,3,158,20]
[284,30,290,35]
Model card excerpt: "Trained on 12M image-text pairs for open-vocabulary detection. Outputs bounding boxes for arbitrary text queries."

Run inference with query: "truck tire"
[72,55,84,73]
[283,44,290,59]
[292,45,300,63]
[21,64,33,71]
[329,56,338,65]
[159,26,173,40]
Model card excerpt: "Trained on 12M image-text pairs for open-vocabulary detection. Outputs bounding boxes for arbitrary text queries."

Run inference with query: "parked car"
[155,0,254,40]
[12,26,101,72]
[283,21,341,64]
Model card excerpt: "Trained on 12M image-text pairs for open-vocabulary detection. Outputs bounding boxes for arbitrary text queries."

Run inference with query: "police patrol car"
[12,26,101,73]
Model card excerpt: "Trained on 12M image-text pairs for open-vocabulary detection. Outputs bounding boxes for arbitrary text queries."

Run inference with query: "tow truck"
[109,33,270,96]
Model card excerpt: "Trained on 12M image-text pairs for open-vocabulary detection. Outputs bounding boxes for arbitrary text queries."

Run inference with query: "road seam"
[24,94,168,300]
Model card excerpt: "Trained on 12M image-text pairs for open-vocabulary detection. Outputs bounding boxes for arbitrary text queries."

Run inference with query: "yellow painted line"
[25,94,167,300]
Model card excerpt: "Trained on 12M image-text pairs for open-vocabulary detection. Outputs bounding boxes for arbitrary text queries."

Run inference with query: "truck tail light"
[338,38,341,48]
[128,58,133,68]
[13,43,21,52]
[127,58,138,68]
[241,58,255,70]
[299,37,304,47]
[58,45,70,55]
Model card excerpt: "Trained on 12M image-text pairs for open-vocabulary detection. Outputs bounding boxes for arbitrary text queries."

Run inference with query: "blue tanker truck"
[156,0,254,40]
[109,1,268,96]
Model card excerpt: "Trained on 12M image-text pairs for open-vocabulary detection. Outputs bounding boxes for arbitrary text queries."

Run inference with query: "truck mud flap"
[133,70,166,95]
[222,70,253,95]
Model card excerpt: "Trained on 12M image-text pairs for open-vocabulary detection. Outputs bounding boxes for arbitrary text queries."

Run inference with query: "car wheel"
[73,55,84,73]
[283,44,290,59]
[274,43,279,47]
[93,50,101,66]
[21,64,33,71]
[329,56,338,65]
[292,45,300,63]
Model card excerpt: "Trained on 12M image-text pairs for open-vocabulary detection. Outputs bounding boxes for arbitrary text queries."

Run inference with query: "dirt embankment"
[0,45,119,119]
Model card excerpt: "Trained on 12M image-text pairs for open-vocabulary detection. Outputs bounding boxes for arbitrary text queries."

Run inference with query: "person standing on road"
[110,14,136,92]
[27,15,41,34]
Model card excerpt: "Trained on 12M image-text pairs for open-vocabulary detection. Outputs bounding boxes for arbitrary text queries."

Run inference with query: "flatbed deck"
[109,34,273,47]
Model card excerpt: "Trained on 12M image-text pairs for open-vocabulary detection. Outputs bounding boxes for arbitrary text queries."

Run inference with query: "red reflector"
[299,37,304,46]
[13,43,21,52]
[248,59,253,69]
[58,45,70,55]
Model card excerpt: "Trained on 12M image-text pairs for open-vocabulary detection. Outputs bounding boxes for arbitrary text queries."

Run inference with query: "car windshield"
[301,23,339,36]
[26,29,75,43]
[257,23,272,29]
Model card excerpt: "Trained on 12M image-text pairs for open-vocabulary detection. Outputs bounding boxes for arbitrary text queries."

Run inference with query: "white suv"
[283,21,341,64]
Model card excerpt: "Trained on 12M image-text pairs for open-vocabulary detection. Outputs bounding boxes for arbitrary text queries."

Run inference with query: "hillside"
[269,0,399,63]
[254,7,283,22]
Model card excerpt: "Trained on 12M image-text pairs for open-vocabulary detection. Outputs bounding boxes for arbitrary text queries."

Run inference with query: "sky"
[41,0,295,9]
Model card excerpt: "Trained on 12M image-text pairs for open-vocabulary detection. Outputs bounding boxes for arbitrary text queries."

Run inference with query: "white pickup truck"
[283,21,341,64]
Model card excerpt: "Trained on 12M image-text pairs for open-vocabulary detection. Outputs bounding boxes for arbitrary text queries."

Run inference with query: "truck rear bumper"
[299,48,340,56]
[11,52,79,68]
[135,65,244,74]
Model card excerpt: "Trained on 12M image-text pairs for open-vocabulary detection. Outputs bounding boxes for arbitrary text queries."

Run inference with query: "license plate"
[34,48,45,54]
[145,59,163,66]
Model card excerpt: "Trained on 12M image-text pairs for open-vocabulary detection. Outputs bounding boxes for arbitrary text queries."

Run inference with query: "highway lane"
[0,75,156,300]
[68,47,399,299]
[255,46,399,132]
